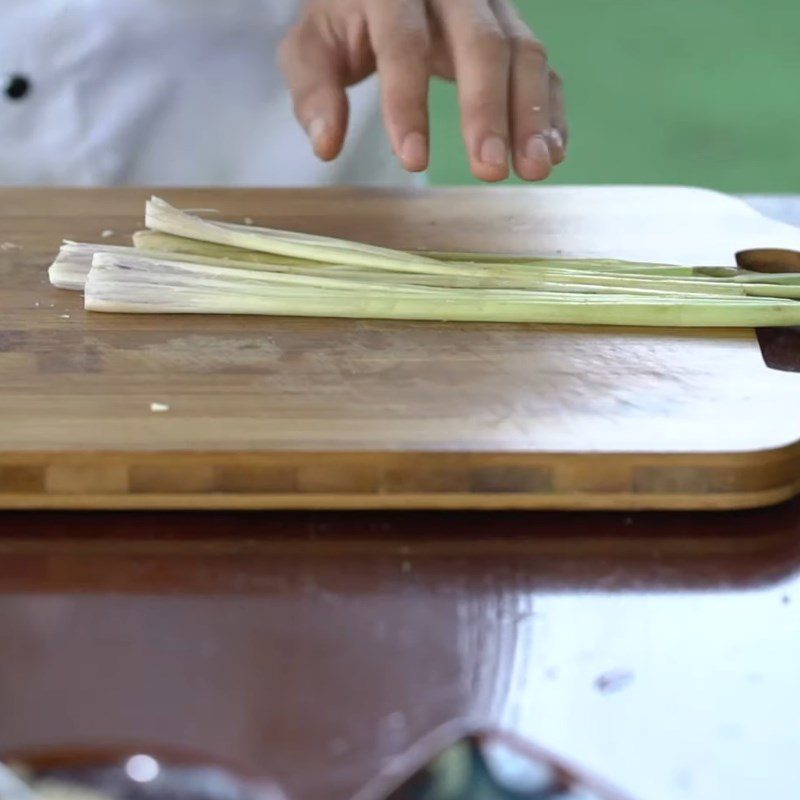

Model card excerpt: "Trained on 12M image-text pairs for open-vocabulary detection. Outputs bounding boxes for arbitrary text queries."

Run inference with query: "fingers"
[509,36,552,180]
[278,16,350,161]
[366,0,431,172]
[490,0,556,180]
[280,0,567,180]
[432,0,512,182]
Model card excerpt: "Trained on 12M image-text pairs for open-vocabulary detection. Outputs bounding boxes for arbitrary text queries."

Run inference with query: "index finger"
[432,0,511,182]
[278,18,349,161]
[367,0,431,172]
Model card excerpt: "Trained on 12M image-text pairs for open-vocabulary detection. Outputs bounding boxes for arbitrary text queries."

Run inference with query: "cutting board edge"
[0,441,797,511]
[0,484,797,512]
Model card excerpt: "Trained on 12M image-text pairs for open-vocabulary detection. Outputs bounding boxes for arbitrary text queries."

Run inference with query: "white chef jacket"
[0,0,418,187]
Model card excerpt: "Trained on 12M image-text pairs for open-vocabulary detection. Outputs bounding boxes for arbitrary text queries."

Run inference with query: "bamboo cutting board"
[1,186,799,510]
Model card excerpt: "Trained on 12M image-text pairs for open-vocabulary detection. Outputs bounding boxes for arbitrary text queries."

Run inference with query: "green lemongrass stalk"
[64,236,715,296]
[138,217,800,292]
[139,209,756,291]
[428,250,727,276]
[86,282,800,328]
[426,250,655,265]
[60,240,617,294]
[474,267,800,300]
[148,197,751,284]
[743,284,800,299]
[56,200,800,329]
[82,255,743,305]
[133,229,319,267]
[456,260,736,277]
[89,253,441,296]
[145,196,452,272]
[731,272,800,285]
[89,252,754,302]
[135,227,735,279]
[84,254,800,327]
[56,240,557,293]
[54,239,800,303]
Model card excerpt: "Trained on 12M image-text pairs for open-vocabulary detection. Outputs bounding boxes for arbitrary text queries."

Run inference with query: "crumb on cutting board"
[150,402,170,413]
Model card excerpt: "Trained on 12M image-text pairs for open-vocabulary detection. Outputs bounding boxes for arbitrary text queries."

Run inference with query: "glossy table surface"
[0,196,799,800]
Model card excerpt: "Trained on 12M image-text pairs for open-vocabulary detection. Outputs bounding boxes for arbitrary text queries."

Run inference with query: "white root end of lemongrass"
[50,238,345,291]
[48,242,141,291]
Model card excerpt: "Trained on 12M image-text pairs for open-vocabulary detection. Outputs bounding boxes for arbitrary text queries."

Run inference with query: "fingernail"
[549,129,564,152]
[479,135,508,167]
[400,132,428,171]
[307,117,327,146]
[525,134,551,164]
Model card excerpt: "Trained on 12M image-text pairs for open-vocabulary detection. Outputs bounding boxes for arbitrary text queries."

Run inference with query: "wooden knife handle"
[736,248,800,273]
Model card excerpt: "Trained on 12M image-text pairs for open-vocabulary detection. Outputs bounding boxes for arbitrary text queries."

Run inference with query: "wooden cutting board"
[1,186,799,511]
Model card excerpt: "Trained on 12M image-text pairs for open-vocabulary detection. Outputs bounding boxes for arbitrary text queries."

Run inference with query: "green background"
[428,0,799,191]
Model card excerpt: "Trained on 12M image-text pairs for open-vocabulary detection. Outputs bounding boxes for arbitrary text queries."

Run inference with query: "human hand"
[278,0,566,182]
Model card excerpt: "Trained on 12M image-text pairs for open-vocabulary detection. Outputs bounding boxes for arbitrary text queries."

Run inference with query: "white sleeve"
[0,0,425,188]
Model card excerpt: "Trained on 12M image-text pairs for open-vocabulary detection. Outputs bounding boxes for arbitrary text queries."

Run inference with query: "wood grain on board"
[1,186,799,510]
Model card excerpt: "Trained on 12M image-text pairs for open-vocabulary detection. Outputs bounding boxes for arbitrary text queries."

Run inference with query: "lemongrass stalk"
[54,240,800,303]
[50,240,363,292]
[133,229,319,267]
[145,196,451,272]
[731,272,800,285]
[135,227,736,279]
[86,259,787,307]
[743,284,800,299]
[424,251,674,268]
[89,253,441,296]
[56,238,699,296]
[143,203,800,289]
[137,210,755,290]
[90,252,754,302]
[56,200,800,326]
[400,253,738,278]
[144,217,800,293]
[86,283,800,328]
[148,197,742,285]
[429,250,722,276]
[85,255,800,328]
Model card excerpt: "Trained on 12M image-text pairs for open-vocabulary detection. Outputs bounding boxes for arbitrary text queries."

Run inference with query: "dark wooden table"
[0,196,798,800]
